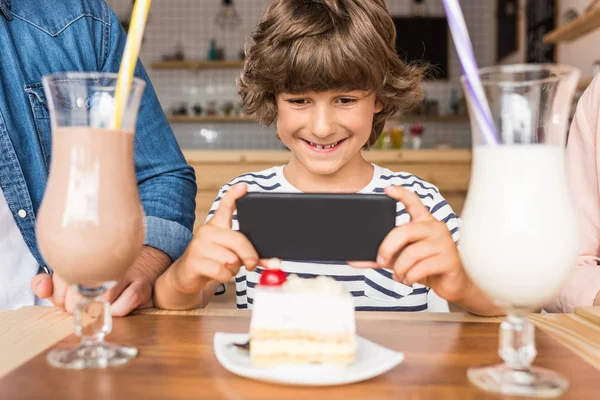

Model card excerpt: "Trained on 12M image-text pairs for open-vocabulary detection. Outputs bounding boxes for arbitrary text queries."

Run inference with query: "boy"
[154,0,500,316]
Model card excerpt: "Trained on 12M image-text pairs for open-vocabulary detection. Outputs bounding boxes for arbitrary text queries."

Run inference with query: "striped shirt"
[206,164,460,312]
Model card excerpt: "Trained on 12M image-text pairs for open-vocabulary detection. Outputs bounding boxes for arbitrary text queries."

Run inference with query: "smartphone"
[236,192,396,262]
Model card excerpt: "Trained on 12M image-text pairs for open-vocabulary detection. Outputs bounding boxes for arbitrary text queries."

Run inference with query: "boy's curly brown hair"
[238,0,425,148]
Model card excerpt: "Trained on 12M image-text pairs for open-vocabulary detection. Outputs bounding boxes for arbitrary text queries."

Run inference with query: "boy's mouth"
[303,138,346,152]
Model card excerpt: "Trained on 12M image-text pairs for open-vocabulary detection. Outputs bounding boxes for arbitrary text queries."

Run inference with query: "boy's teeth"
[310,140,339,149]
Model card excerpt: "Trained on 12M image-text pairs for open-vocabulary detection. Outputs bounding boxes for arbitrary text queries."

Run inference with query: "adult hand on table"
[31,272,80,313]
[31,246,172,316]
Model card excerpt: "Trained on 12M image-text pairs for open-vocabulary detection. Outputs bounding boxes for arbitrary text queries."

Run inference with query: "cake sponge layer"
[250,338,356,367]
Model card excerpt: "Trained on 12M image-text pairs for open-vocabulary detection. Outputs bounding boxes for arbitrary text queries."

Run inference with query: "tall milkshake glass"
[37,72,146,369]
[460,64,581,397]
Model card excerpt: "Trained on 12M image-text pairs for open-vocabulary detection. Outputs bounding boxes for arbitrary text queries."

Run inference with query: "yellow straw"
[113,0,152,129]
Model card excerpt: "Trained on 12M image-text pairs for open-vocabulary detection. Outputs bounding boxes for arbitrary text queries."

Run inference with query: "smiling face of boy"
[275,90,382,185]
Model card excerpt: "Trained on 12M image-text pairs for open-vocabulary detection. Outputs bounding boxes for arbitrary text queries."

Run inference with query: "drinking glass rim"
[42,72,146,91]
[460,64,580,88]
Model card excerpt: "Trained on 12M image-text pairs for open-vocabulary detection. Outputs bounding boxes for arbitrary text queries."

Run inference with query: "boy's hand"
[349,185,470,303]
[169,183,268,294]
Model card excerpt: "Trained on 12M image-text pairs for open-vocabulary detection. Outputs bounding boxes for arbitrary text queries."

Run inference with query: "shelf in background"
[151,60,243,71]
[389,115,469,123]
[543,6,600,43]
[167,115,468,124]
[168,115,255,123]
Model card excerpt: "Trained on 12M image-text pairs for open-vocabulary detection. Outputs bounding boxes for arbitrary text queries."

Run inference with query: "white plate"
[213,332,404,386]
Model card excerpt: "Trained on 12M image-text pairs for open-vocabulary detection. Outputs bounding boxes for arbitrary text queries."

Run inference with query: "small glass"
[460,64,581,397]
[37,73,146,369]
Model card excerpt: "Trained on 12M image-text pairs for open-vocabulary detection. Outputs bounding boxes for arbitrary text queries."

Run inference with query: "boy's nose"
[311,108,337,139]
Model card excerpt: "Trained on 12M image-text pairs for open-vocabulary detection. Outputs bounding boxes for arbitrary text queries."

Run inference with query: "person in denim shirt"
[0,0,197,314]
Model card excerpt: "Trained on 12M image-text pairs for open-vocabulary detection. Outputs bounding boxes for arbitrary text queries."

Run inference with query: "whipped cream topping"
[282,274,348,296]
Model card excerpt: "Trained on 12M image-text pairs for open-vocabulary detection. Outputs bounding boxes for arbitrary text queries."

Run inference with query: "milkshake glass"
[38,72,146,369]
[461,64,580,397]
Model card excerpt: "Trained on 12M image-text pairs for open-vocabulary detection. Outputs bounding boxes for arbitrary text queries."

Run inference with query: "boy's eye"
[337,97,357,105]
[287,99,309,105]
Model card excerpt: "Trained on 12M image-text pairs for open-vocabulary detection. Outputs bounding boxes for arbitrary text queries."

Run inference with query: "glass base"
[47,342,138,369]
[468,364,569,398]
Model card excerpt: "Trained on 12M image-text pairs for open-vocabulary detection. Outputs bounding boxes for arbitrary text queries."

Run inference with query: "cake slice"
[249,271,356,366]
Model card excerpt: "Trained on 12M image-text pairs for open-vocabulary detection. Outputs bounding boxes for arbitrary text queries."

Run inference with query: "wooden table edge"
[132,308,504,323]
[0,307,73,379]
[575,306,600,325]
[530,313,600,372]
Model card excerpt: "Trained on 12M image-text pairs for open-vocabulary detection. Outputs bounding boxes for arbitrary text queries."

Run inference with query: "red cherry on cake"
[259,269,287,286]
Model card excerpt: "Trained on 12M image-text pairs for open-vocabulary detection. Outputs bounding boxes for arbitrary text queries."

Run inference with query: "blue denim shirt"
[0,0,197,272]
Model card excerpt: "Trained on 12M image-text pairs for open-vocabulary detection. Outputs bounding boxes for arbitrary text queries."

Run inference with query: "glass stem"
[74,285,112,347]
[499,312,537,371]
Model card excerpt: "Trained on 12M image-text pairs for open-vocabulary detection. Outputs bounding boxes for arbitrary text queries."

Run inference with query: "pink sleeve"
[545,76,600,313]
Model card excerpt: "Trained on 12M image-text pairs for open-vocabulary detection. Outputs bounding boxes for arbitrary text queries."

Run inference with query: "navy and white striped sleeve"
[429,191,460,244]
[203,182,236,296]
[204,182,240,232]
[204,182,231,224]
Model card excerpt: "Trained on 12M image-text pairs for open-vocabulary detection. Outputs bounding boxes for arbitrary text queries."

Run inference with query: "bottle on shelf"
[374,121,391,149]
[208,39,218,61]
[389,125,405,149]
[410,122,424,149]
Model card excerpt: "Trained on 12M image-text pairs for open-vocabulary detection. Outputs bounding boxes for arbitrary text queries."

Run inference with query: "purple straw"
[442,0,499,145]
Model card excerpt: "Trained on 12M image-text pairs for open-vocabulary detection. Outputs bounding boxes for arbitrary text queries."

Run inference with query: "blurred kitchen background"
[105,0,598,151]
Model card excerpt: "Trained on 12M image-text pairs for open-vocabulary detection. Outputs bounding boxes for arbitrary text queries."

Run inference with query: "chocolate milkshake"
[36,127,144,288]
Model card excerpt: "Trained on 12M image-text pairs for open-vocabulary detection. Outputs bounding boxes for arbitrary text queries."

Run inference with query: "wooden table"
[0,307,599,399]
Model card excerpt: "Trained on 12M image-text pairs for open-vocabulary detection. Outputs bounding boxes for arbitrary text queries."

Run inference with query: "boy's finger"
[377,222,435,267]
[391,239,440,283]
[198,258,234,283]
[245,258,273,272]
[245,259,284,274]
[209,183,248,229]
[200,243,242,270]
[243,257,283,272]
[223,263,241,276]
[211,230,260,270]
[402,257,444,286]
[262,258,282,269]
[385,186,434,223]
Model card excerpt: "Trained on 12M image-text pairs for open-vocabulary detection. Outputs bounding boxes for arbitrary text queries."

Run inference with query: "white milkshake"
[460,144,580,309]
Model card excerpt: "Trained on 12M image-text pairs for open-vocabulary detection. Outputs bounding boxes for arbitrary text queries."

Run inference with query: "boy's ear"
[374,99,384,114]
